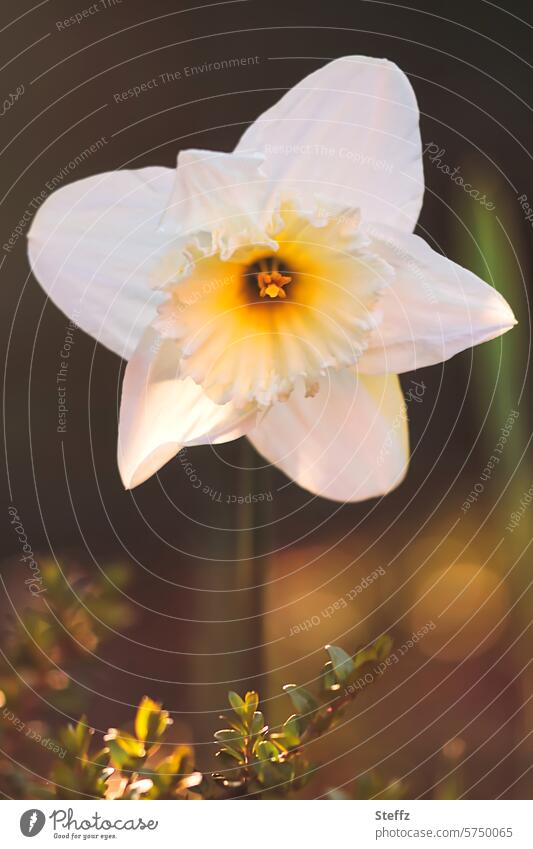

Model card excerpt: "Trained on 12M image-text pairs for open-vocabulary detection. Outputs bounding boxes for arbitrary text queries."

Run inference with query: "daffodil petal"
[247,371,409,503]
[357,224,517,374]
[118,328,257,489]
[28,167,174,359]
[158,148,281,259]
[237,55,423,231]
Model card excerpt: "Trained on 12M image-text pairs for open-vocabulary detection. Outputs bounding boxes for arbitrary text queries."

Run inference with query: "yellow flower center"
[257,269,292,299]
[154,203,392,407]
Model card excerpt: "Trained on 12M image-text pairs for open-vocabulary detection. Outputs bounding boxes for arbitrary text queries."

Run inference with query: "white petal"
[28,167,174,359]
[118,328,256,489]
[357,224,517,374]
[158,148,280,258]
[247,371,409,502]
[237,56,423,231]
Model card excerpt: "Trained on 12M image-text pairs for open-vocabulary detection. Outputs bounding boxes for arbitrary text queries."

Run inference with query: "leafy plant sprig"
[210,635,392,797]
[44,696,201,800]
[0,559,133,797]
[23,636,394,800]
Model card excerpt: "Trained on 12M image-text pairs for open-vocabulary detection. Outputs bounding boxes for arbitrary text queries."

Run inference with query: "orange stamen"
[257,270,292,299]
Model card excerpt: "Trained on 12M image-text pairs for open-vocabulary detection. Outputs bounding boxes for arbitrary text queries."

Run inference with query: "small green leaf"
[59,718,92,757]
[228,691,244,709]
[215,748,243,767]
[282,714,300,747]
[105,733,146,770]
[214,728,244,744]
[255,740,279,762]
[250,710,267,737]
[135,696,170,744]
[93,748,110,768]
[353,635,393,670]
[244,691,259,717]
[228,691,246,720]
[374,634,393,660]
[253,757,294,789]
[325,644,354,683]
[148,745,195,795]
[219,714,247,734]
[269,734,288,753]
[283,684,318,717]
[214,728,245,759]
[321,660,339,692]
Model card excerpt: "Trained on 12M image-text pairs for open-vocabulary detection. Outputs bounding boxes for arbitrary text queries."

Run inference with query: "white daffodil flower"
[28,56,516,502]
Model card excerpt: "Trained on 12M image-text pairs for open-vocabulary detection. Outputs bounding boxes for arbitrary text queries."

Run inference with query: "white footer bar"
[3,799,530,848]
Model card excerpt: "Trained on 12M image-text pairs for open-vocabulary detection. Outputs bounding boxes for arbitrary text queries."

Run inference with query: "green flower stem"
[187,439,272,765]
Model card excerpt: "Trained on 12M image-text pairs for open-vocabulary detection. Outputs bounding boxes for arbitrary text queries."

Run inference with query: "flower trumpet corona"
[28,56,516,502]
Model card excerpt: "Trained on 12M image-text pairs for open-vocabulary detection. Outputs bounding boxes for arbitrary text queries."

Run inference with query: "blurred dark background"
[0,0,531,798]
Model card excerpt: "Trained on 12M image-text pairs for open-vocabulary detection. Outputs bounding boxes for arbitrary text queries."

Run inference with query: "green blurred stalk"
[455,168,532,768]
[187,438,272,767]
[456,169,529,493]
